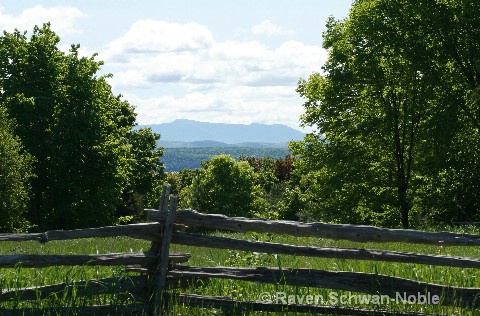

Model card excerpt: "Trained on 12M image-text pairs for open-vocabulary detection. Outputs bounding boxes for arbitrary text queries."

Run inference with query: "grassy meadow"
[1,226,480,315]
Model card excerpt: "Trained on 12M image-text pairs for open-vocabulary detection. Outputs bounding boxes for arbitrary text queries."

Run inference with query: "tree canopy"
[0,24,164,230]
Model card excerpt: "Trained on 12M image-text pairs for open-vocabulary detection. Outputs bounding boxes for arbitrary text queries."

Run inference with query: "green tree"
[240,156,298,220]
[0,105,34,232]
[424,0,480,132]
[182,155,257,217]
[294,1,444,228]
[171,168,203,209]
[240,156,276,192]
[0,24,163,229]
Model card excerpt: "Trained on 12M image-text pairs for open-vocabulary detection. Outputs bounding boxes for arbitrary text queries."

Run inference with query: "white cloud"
[101,20,326,129]
[104,20,214,59]
[251,20,295,36]
[210,41,270,60]
[0,5,83,36]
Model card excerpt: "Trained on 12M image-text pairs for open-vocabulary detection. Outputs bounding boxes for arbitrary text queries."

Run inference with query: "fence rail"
[169,265,480,308]
[0,304,150,316]
[0,275,147,302]
[0,222,163,243]
[172,231,480,269]
[0,252,189,268]
[146,208,480,246]
[170,293,423,316]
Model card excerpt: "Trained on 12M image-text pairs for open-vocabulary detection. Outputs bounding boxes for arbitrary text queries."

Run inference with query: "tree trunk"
[401,204,409,229]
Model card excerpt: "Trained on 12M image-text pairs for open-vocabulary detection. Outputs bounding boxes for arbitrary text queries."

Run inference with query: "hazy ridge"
[139,119,305,145]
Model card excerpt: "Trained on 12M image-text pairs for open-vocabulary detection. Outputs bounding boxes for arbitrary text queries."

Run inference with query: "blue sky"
[0,1,352,130]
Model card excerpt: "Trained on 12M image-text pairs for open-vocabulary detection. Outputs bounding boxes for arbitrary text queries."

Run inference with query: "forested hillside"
[162,147,289,171]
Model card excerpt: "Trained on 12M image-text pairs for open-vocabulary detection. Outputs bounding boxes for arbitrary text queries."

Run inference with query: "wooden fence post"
[150,184,171,255]
[149,184,177,316]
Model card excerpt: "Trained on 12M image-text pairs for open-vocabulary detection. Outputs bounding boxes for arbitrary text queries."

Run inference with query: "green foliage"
[240,156,298,220]
[173,155,297,220]
[240,156,277,192]
[114,215,134,226]
[277,186,305,221]
[417,132,480,224]
[292,0,480,228]
[0,106,34,232]
[120,128,164,216]
[178,168,200,191]
[182,155,257,217]
[0,24,164,229]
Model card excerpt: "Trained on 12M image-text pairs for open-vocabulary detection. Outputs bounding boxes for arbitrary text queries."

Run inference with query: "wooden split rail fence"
[2,183,480,314]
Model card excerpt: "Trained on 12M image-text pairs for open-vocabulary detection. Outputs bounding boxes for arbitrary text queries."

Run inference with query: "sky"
[0,1,352,131]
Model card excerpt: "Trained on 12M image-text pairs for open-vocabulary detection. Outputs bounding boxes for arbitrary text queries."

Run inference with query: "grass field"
[1,226,480,315]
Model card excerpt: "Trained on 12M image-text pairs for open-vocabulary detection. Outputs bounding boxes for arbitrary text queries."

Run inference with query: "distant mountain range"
[158,140,288,148]
[138,119,305,147]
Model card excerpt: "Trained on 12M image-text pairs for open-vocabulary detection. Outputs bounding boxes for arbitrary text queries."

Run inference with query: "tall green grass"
[0,237,150,312]
[1,225,480,315]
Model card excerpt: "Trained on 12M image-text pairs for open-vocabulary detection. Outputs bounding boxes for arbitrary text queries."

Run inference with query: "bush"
[182,155,257,217]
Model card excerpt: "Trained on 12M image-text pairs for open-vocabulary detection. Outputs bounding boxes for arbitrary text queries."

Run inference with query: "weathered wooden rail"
[146,208,480,246]
[0,222,163,242]
[171,231,480,269]
[2,183,480,315]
